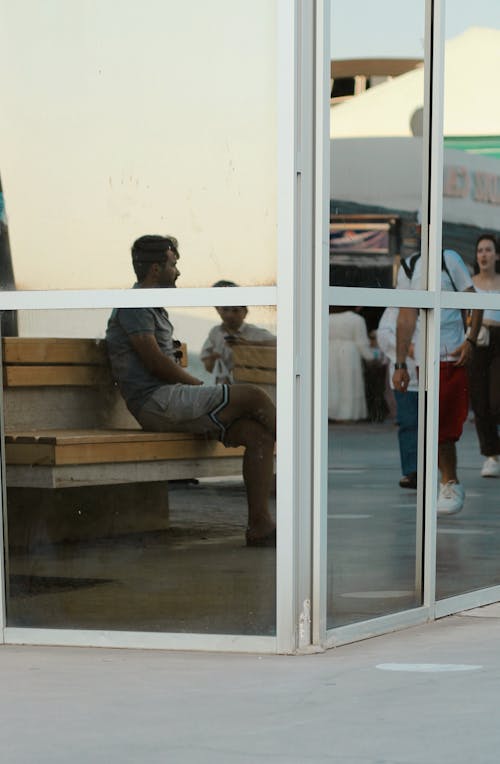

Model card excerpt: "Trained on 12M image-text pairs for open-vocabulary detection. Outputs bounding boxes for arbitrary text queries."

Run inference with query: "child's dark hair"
[212,280,238,288]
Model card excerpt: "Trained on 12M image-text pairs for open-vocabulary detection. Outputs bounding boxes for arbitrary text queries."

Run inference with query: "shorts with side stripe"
[135,383,230,441]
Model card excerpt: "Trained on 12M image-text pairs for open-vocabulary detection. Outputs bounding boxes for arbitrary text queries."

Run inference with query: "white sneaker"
[437,481,465,516]
[481,457,500,478]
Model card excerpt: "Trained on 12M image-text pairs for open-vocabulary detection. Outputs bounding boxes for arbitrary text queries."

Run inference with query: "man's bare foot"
[246,527,276,547]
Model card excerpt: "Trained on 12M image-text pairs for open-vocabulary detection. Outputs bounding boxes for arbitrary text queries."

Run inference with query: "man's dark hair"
[473,233,500,274]
[131,234,178,281]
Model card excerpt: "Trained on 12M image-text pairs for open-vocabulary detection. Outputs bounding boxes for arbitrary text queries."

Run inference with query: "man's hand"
[392,367,410,392]
[224,334,246,345]
[202,352,221,373]
[450,339,474,367]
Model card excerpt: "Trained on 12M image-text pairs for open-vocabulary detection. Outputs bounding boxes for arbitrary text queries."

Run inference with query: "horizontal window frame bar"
[435,585,500,619]
[3,627,278,653]
[439,291,500,310]
[329,287,436,309]
[324,606,431,650]
[0,287,277,311]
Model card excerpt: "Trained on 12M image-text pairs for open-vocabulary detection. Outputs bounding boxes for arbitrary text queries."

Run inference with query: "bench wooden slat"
[3,365,111,388]
[5,428,244,466]
[6,441,242,466]
[55,440,241,466]
[6,444,55,466]
[5,429,222,445]
[2,338,188,389]
[233,367,276,384]
[232,344,276,385]
[231,345,276,369]
[2,338,107,365]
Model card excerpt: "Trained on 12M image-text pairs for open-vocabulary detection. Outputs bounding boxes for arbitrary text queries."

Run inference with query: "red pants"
[439,363,469,444]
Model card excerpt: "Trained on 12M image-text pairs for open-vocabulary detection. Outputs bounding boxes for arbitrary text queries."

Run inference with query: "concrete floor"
[2,607,500,763]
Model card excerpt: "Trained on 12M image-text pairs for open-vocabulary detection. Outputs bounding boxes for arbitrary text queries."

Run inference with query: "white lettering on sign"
[473,171,500,205]
[443,165,470,198]
[444,165,500,207]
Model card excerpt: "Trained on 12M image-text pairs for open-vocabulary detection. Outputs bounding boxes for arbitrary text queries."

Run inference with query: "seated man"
[106,235,276,546]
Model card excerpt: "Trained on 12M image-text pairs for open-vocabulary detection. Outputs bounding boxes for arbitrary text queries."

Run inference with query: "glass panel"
[435,294,500,600]
[3,305,277,634]
[436,3,500,599]
[441,2,500,270]
[0,178,17,335]
[0,1,277,290]
[327,304,422,627]
[330,0,426,288]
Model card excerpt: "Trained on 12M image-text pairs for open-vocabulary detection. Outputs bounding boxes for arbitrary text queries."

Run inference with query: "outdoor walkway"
[2,606,500,763]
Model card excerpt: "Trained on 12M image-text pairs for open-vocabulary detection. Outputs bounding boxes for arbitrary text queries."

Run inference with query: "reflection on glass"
[3,307,276,634]
[437,3,500,600]
[330,0,425,288]
[442,6,500,270]
[436,246,500,599]
[0,177,17,336]
[469,237,500,474]
[327,304,422,628]
[0,2,277,289]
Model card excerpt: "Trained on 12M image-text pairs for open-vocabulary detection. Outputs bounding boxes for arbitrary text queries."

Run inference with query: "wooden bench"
[2,338,244,546]
[232,344,276,403]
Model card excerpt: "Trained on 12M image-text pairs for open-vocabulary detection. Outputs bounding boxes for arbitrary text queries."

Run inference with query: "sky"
[331,0,500,59]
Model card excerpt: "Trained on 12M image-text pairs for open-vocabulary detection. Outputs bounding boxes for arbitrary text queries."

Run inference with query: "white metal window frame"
[0,0,304,655]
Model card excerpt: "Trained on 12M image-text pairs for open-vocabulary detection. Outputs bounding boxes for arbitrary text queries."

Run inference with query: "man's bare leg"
[225,417,275,543]
[218,384,276,438]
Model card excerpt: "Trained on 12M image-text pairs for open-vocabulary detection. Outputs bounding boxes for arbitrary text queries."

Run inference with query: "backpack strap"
[400,252,421,280]
[441,250,459,292]
[401,250,459,290]
[441,249,468,331]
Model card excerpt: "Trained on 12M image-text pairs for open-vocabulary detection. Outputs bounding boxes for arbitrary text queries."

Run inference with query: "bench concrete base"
[6,481,170,548]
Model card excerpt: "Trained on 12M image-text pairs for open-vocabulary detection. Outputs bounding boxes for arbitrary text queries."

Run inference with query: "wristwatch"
[394,362,408,370]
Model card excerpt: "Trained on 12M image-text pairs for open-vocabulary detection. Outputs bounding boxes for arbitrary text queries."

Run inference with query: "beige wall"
[0,0,277,290]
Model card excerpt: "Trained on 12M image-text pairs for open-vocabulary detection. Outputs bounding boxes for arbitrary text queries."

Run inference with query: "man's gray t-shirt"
[106,293,179,416]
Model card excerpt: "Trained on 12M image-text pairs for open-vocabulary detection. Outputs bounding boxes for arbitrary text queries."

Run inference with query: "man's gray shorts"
[135,383,230,441]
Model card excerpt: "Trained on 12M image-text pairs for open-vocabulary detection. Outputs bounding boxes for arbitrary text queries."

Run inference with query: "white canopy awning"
[331,27,500,139]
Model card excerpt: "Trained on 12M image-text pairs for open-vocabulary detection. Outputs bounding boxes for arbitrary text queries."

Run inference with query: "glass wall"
[0,0,282,649]
[326,303,423,627]
[3,0,500,653]
[3,306,277,634]
[330,0,425,289]
[327,0,427,631]
[435,2,500,601]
